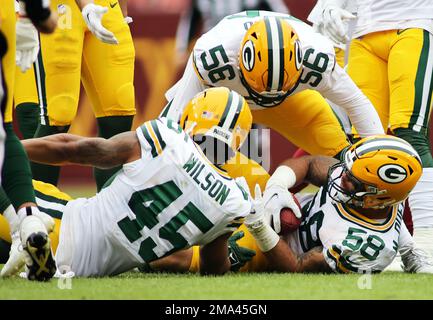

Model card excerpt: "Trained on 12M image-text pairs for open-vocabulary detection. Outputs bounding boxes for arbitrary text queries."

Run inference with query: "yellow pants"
[188,224,269,273]
[0,0,16,123]
[14,65,39,106]
[0,180,71,254]
[348,29,433,134]
[252,89,350,157]
[26,0,136,126]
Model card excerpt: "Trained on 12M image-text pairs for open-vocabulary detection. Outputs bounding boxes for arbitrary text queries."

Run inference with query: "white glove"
[82,3,118,44]
[16,18,39,73]
[322,4,356,44]
[263,185,302,234]
[124,16,133,24]
[245,184,267,228]
[245,184,281,252]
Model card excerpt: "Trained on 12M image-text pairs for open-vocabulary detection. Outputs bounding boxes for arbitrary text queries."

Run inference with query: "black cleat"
[24,232,56,281]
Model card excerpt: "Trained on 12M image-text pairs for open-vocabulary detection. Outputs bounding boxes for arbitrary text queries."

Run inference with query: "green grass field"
[1,184,431,300]
[1,271,433,300]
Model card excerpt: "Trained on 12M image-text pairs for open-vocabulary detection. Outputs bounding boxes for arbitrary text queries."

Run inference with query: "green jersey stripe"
[160,100,173,118]
[151,120,167,152]
[38,206,63,219]
[276,17,285,92]
[217,91,234,127]
[228,93,243,129]
[140,125,158,158]
[35,190,68,206]
[264,17,274,92]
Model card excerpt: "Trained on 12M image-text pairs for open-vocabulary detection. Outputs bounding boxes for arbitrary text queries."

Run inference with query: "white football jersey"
[352,0,433,37]
[288,186,405,274]
[55,118,251,277]
[309,0,433,39]
[191,10,336,109]
[165,10,383,137]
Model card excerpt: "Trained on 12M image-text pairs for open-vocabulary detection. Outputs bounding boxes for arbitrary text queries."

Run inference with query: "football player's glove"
[321,1,355,44]
[228,231,256,272]
[16,18,39,72]
[82,3,118,44]
[263,184,302,234]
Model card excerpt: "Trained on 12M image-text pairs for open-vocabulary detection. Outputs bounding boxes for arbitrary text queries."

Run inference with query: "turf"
[1,271,433,300]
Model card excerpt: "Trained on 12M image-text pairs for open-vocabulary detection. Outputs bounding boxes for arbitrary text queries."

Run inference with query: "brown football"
[278,195,302,235]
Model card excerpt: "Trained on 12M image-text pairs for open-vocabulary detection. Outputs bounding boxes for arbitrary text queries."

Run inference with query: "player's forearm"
[22,134,84,166]
[280,155,337,188]
[200,234,231,275]
[23,134,125,169]
[264,242,332,273]
[75,0,93,10]
[321,65,384,136]
[263,239,300,272]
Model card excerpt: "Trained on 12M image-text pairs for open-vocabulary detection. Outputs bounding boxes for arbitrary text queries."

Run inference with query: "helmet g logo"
[294,40,303,71]
[242,40,255,72]
[378,164,407,184]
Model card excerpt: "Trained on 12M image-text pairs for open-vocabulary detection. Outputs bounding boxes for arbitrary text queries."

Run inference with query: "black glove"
[22,0,52,28]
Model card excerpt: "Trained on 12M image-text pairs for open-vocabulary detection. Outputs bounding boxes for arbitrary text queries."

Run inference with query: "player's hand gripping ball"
[278,194,302,235]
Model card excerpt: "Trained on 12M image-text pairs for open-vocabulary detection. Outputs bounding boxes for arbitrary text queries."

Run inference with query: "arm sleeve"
[163,54,207,122]
[318,63,385,137]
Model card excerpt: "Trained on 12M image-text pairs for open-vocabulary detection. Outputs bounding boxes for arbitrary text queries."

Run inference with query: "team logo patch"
[294,40,303,71]
[378,164,407,184]
[242,40,255,72]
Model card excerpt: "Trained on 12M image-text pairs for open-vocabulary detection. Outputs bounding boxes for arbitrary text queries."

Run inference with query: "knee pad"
[394,128,433,167]
[47,94,78,126]
[115,82,135,115]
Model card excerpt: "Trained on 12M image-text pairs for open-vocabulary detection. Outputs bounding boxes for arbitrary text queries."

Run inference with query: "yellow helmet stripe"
[264,17,284,92]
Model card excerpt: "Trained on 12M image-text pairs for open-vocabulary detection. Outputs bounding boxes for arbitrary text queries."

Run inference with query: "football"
[278,195,302,235]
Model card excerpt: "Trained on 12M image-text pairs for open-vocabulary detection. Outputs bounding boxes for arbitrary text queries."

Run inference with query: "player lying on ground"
[246,135,433,273]
[145,136,433,274]
[0,87,254,278]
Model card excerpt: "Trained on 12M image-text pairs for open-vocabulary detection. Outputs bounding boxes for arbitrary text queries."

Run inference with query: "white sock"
[412,227,433,258]
[3,204,20,233]
[409,168,433,228]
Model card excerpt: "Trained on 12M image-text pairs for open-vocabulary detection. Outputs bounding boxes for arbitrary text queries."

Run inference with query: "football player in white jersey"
[317,0,433,260]
[162,10,384,189]
[3,87,254,278]
[131,135,433,274]
[246,135,433,273]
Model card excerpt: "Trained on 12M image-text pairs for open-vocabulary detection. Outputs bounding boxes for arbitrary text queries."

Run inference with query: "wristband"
[246,220,280,252]
[266,165,297,190]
